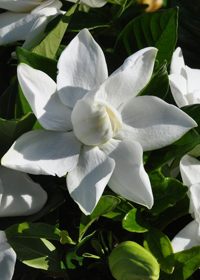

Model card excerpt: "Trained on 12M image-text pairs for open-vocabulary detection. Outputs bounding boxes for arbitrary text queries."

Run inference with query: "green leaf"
[122,208,149,233]
[6,223,61,272]
[139,61,169,100]
[79,195,120,241]
[0,113,36,157]
[114,7,178,64]
[160,246,200,279]
[182,104,200,135]
[144,227,175,274]
[6,222,60,241]
[33,3,78,59]
[149,171,188,215]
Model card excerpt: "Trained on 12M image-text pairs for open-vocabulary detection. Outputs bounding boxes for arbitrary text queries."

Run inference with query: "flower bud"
[108,241,160,280]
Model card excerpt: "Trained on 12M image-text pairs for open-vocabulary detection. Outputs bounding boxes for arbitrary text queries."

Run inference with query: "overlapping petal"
[169,74,188,107]
[170,47,186,77]
[0,231,16,280]
[116,96,197,151]
[2,130,82,177]
[171,220,200,253]
[67,145,115,215]
[57,29,108,109]
[0,166,47,217]
[180,155,200,186]
[17,63,72,131]
[185,66,200,95]
[96,47,157,109]
[100,139,153,208]
[66,0,106,7]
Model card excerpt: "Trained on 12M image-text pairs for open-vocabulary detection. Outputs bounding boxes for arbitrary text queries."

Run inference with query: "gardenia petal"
[96,47,157,109]
[67,145,115,215]
[17,63,72,131]
[100,139,153,209]
[0,0,47,12]
[2,130,82,177]
[188,183,200,221]
[57,29,108,109]
[65,0,106,7]
[185,66,200,95]
[116,96,197,151]
[0,231,16,280]
[180,155,200,186]
[170,47,186,78]
[171,220,200,253]
[169,74,188,107]
[0,166,47,217]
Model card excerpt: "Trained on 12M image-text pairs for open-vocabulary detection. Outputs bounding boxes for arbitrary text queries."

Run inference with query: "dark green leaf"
[149,171,188,215]
[122,208,149,233]
[114,7,178,64]
[144,227,174,274]
[79,195,120,241]
[103,197,133,221]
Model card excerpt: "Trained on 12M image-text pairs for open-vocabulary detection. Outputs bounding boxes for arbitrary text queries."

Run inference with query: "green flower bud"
[108,241,160,280]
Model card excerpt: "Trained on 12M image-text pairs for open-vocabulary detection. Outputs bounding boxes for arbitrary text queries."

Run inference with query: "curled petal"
[169,74,188,107]
[116,96,197,151]
[17,63,72,131]
[2,130,81,177]
[171,220,200,253]
[170,47,186,77]
[0,166,47,217]
[0,231,16,280]
[180,155,200,187]
[185,66,200,95]
[96,47,157,109]
[57,29,108,109]
[189,183,200,220]
[67,145,115,215]
[100,139,153,209]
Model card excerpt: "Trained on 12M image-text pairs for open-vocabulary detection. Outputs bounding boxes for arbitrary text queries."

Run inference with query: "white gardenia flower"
[0,165,47,216]
[169,47,200,107]
[0,231,16,280]
[67,0,106,7]
[0,0,64,50]
[171,155,200,253]
[2,29,197,215]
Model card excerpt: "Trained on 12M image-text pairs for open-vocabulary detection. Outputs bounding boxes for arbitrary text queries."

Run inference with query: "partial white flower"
[0,231,16,280]
[0,165,47,217]
[171,155,200,252]
[2,29,197,215]
[169,47,200,107]
[67,0,106,7]
[0,0,64,50]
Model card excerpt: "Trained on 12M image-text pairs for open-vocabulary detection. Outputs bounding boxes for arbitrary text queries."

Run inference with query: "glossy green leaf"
[182,104,200,134]
[33,3,78,59]
[149,171,188,215]
[79,195,120,241]
[6,223,61,272]
[160,246,200,279]
[6,222,60,241]
[144,227,175,274]
[114,7,178,64]
[122,208,149,233]
[139,61,169,100]
[0,113,36,157]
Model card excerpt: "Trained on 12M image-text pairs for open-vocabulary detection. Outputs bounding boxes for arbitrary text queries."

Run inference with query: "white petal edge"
[100,138,153,209]
[185,66,200,95]
[169,74,188,107]
[66,0,106,7]
[188,183,200,221]
[0,166,47,217]
[116,96,197,151]
[2,130,82,177]
[17,63,72,131]
[57,28,108,109]
[171,220,200,253]
[96,47,157,109]
[180,155,200,187]
[67,145,115,215]
[0,231,16,280]
[170,47,186,78]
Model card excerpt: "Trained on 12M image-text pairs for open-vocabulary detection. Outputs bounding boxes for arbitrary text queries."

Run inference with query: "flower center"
[71,97,122,146]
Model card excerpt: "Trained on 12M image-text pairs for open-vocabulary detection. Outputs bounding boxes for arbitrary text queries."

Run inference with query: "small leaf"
[144,227,175,274]
[149,171,188,215]
[160,246,200,279]
[33,3,78,59]
[60,230,74,245]
[114,7,178,64]
[79,195,120,241]
[122,208,149,233]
